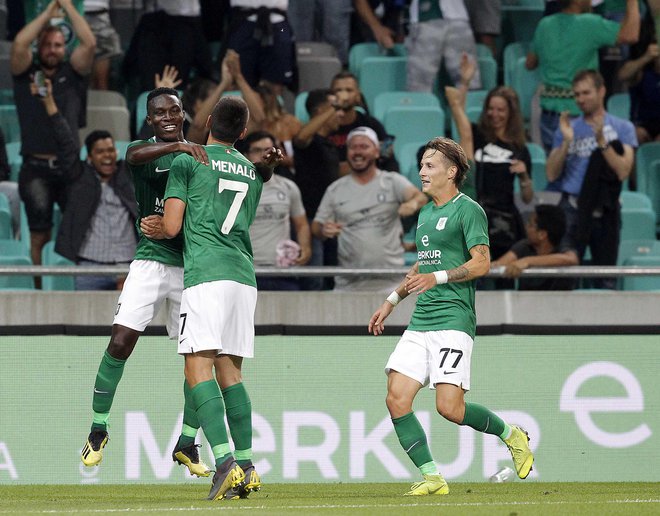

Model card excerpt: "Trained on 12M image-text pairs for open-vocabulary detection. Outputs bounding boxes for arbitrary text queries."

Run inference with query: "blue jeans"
[75,259,125,291]
[540,109,561,154]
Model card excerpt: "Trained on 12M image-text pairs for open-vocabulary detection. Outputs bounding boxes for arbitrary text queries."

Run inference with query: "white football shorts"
[113,259,183,339]
[177,280,257,357]
[385,329,473,390]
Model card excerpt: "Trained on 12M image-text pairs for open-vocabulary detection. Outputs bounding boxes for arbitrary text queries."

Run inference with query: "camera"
[33,70,48,98]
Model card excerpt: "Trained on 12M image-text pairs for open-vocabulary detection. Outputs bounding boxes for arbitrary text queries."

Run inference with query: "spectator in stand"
[293,88,344,289]
[236,131,312,290]
[288,0,353,65]
[526,0,640,153]
[83,0,121,90]
[312,127,427,292]
[225,0,295,95]
[618,39,660,144]
[546,69,637,289]
[491,204,578,290]
[464,0,501,58]
[123,0,213,93]
[352,0,406,49]
[0,128,20,237]
[406,0,481,92]
[327,71,399,175]
[31,79,137,291]
[11,0,96,281]
[250,80,302,174]
[445,55,534,263]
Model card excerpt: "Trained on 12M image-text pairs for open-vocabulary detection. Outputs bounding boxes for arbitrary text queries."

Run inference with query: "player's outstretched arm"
[127,142,209,166]
[368,263,417,336]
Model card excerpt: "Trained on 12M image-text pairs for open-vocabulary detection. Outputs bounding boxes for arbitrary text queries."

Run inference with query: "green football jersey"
[408,192,489,339]
[165,143,264,289]
[128,138,184,267]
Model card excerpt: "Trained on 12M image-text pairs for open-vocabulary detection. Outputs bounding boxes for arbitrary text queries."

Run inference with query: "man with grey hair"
[312,126,427,291]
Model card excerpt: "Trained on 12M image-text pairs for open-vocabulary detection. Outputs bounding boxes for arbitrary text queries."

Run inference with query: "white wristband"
[386,291,402,306]
[433,270,449,285]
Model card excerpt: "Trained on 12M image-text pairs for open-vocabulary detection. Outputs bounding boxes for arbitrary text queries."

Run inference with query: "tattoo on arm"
[448,266,470,282]
[473,245,490,261]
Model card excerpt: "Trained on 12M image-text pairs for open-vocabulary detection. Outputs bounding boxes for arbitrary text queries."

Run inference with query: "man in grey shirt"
[312,127,428,291]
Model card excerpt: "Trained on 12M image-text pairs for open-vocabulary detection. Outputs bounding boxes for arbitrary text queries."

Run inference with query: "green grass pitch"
[0,483,658,515]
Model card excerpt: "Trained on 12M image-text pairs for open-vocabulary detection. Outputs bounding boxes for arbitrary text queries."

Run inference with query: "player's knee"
[436,400,463,424]
[107,327,139,360]
[386,391,411,418]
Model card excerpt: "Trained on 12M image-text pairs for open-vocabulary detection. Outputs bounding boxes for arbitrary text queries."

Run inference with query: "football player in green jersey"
[81,88,213,478]
[368,137,534,496]
[141,96,282,500]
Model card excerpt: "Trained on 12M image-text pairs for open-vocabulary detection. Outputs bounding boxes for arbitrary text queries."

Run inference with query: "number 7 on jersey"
[218,178,248,234]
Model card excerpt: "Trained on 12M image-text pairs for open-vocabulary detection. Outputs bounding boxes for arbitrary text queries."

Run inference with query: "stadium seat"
[0,238,34,289]
[41,241,75,291]
[397,140,428,189]
[617,238,658,266]
[294,91,309,123]
[449,90,487,140]
[620,208,657,241]
[384,106,445,161]
[297,41,338,58]
[620,191,653,211]
[635,143,660,229]
[88,89,128,108]
[0,192,11,239]
[297,56,343,93]
[360,56,408,112]
[478,55,498,91]
[18,201,30,255]
[476,43,493,58]
[503,42,531,87]
[373,91,440,122]
[509,56,540,123]
[526,142,548,192]
[606,92,630,120]
[622,254,660,291]
[501,1,544,47]
[348,42,406,79]
[5,141,21,182]
[80,106,131,143]
[0,88,13,105]
[0,104,20,143]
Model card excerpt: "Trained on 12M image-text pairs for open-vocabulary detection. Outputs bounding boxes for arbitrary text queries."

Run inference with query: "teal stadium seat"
[397,140,428,189]
[384,106,445,162]
[0,191,12,238]
[0,88,13,105]
[477,55,498,91]
[450,90,487,140]
[348,42,406,80]
[526,142,548,192]
[620,191,653,211]
[5,141,21,182]
[360,56,407,112]
[373,91,440,122]
[620,208,657,241]
[295,91,309,123]
[622,254,660,291]
[509,56,540,124]
[501,0,544,47]
[606,92,630,120]
[635,142,660,230]
[617,238,658,266]
[41,241,75,291]
[503,42,530,87]
[0,238,34,290]
[0,104,20,143]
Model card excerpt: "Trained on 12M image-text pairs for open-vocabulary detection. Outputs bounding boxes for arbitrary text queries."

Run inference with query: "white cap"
[346,126,380,148]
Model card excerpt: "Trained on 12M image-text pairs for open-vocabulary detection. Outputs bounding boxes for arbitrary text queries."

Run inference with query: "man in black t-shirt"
[491,204,578,290]
[11,0,96,277]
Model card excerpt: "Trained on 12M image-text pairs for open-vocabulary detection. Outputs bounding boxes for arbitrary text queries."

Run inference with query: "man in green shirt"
[369,137,534,496]
[81,88,212,478]
[141,96,281,500]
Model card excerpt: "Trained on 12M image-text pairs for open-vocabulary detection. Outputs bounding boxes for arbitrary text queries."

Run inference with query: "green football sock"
[90,351,126,432]
[461,402,506,437]
[191,379,232,467]
[392,412,436,473]
[178,380,198,448]
[222,383,252,468]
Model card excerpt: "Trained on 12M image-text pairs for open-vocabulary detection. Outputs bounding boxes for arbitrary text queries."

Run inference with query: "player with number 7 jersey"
[165,143,263,289]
